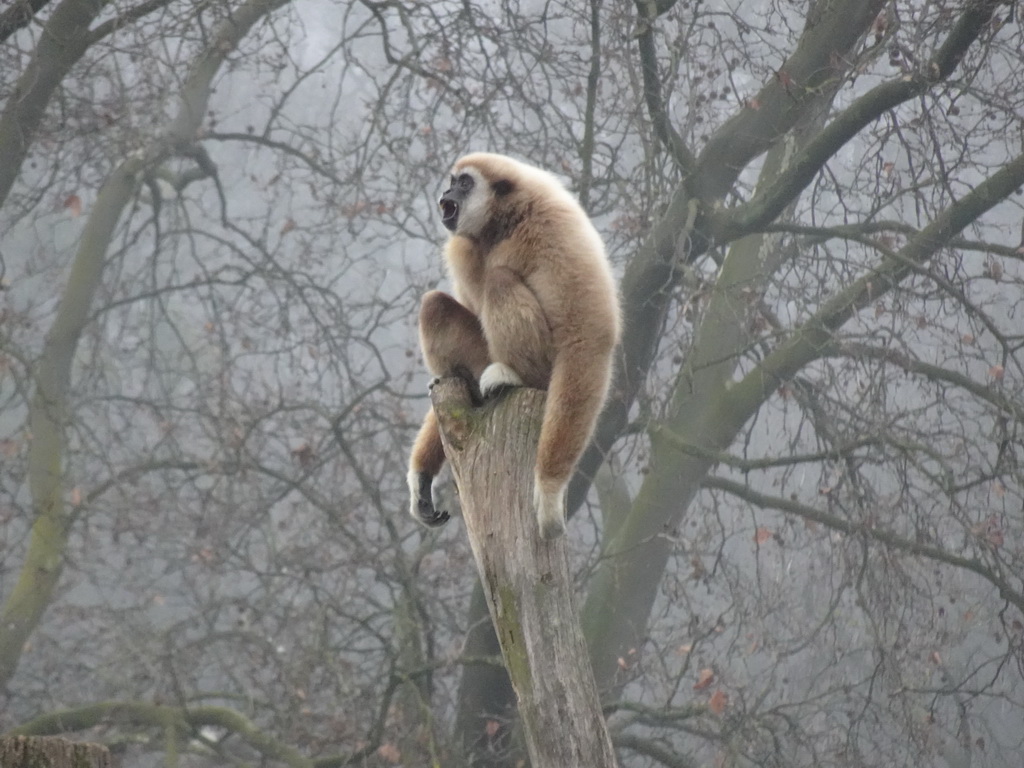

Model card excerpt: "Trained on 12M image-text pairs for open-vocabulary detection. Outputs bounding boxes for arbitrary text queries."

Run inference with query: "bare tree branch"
[713,0,1006,243]
[633,0,695,173]
[703,475,1024,615]
[0,0,294,689]
[0,0,52,44]
[0,0,177,209]
[725,150,1024,421]
[691,0,887,201]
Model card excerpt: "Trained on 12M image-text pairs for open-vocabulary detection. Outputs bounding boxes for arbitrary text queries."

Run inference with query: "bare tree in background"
[1,1,1023,767]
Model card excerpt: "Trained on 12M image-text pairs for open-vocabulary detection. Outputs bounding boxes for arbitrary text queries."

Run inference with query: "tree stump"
[0,736,110,768]
[431,378,617,768]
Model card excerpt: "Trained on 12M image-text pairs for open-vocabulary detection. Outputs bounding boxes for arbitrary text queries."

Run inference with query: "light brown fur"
[408,153,621,538]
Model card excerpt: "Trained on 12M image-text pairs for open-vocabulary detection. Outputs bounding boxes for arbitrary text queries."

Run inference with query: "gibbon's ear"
[492,179,513,197]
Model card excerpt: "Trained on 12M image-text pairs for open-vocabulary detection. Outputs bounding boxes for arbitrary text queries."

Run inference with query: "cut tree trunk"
[0,736,110,768]
[431,379,617,768]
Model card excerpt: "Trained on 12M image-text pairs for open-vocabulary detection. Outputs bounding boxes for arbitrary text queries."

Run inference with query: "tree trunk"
[0,737,110,768]
[431,379,617,768]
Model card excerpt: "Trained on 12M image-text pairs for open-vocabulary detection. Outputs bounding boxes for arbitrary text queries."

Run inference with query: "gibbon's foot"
[408,470,450,527]
[479,362,523,399]
[534,476,567,539]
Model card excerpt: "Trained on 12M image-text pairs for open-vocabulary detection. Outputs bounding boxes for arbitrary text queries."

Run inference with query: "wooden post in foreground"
[431,378,617,768]
[0,736,111,768]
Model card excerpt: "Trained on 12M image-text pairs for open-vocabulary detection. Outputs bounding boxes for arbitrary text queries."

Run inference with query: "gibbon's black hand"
[416,472,449,527]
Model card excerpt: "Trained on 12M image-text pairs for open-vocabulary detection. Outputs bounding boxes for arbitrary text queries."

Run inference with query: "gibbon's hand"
[408,469,450,527]
[534,476,567,539]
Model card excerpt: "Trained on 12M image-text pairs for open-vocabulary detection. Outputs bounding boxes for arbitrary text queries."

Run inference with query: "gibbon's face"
[438,165,503,238]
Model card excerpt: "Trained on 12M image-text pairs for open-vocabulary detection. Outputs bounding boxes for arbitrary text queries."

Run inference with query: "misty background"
[1,1,1023,766]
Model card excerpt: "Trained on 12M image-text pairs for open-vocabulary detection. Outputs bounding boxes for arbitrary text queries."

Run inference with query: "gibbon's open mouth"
[440,199,459,230]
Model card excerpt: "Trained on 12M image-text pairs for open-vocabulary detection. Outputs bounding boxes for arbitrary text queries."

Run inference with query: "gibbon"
[407,152,621,539]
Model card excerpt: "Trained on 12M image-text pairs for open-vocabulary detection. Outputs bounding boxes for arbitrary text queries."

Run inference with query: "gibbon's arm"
[480,264,611,539]
[533,336,615,539]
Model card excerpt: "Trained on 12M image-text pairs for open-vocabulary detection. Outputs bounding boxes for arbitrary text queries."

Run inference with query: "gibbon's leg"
[479,267,553,394]
[418,290,491,383]
[408,291,491,527]
[533,343,614,539]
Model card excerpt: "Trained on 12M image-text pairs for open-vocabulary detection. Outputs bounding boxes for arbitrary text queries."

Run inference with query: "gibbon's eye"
[457,173,474,192]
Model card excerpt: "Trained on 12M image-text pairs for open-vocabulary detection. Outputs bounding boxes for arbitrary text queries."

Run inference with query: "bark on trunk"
[431,379,617,768]
[0,736,110,768]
